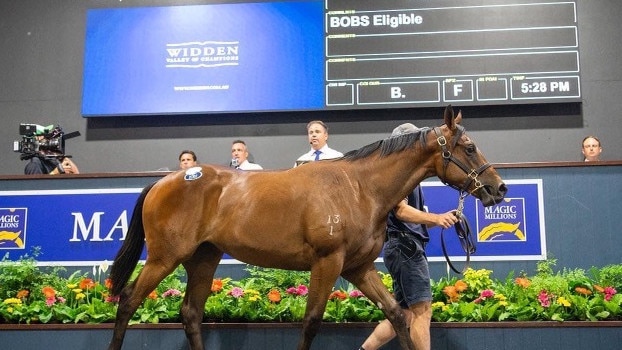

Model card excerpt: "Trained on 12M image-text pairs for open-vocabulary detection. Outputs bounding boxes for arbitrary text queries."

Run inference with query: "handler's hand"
[435,211,459,229]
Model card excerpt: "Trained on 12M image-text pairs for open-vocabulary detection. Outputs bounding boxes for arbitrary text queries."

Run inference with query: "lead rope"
[441,192,476,274]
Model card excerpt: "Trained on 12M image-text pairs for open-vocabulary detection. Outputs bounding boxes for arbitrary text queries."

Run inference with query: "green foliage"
[431,263,621,323]
[0,255,620,324]
[0,248,67,300]
[591,264,622,289]
[536,257,557,277]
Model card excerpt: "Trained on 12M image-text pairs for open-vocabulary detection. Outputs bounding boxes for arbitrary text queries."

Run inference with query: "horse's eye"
[466,145,476,155]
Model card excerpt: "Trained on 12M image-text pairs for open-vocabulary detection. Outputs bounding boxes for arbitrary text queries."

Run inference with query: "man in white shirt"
[231,140,263,170]
[581,136,602,161]
[295,120,343,166]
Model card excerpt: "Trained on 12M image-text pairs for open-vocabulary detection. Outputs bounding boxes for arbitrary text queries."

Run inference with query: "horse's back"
[141,163,384,269]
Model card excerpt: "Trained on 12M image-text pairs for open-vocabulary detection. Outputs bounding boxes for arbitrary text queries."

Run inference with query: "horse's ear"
[455,110,463,125]
[444,105,456,130]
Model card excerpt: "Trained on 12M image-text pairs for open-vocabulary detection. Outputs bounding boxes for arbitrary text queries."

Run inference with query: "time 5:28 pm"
[511,76,580,100]
[520,81,570,93]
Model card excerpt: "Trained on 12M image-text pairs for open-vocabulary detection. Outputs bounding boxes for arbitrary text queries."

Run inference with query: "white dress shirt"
[295,145,343,166]
[237,160,263,170]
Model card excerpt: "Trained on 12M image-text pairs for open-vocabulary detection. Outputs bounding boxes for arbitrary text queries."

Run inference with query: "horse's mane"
[342,127,431,161]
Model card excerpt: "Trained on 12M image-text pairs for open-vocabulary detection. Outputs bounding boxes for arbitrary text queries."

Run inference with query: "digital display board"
[82,0,581,117]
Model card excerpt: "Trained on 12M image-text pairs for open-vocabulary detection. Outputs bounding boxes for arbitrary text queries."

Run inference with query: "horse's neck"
[350,145,436,214]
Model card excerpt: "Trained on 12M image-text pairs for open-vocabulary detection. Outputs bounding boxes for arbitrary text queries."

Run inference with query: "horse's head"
[432,106,507,206]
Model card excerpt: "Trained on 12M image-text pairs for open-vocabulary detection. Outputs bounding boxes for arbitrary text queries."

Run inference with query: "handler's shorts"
[383,232,431,308]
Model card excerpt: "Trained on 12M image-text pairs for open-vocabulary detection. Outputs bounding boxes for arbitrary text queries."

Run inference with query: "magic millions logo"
[476,198,526,242]
[165,41,239,68]
[0,208,27,249]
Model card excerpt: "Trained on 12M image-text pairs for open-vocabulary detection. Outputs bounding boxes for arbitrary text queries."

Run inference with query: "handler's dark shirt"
[386,185,429,242]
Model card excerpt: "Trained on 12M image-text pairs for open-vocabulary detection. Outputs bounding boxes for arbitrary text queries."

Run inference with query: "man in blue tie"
[294,120,343,166]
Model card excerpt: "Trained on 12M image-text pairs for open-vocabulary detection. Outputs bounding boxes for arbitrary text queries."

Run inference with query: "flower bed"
[1,251,620,324]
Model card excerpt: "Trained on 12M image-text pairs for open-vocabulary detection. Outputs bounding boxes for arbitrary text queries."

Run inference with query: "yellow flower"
[557,296,571,307]
[379,271,393,291]
[76,293,86,300]
[67,283,77,289]
[72,288,83,294]
[494,293,507,301]
[441,305,449,312]
[3,298,22,305]
[499,301,508,307]
[431,301,445,309]
[7,307,14,313]
[248,295,261,302]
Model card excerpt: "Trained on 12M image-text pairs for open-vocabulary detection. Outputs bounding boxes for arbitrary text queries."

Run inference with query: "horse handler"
[357,123,459,350]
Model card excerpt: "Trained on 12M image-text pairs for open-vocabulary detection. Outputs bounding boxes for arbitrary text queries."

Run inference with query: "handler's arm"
[393,199,458,229]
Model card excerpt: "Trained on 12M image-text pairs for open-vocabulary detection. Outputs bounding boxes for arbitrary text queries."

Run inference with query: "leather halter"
[433,126,491,195]
[433,126,488,274]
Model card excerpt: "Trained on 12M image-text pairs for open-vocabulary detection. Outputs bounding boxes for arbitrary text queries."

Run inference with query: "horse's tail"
[110,182,156,296]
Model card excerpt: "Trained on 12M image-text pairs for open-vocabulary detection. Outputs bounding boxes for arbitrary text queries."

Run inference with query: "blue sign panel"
[423,179,546,262]
[0,189,143,265]
[0,180,544,265]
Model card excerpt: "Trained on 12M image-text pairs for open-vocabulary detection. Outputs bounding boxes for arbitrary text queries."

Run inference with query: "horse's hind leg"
[342,263,415,350]
[181,243,224,350]
[108,260,180,350]
[297,257,344,350]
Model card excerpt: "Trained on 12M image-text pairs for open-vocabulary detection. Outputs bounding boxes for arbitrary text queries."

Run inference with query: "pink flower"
[45,297,56,306]
[349,290,365,298]
[296,285,308,296]
[228,287,244,298]
[480,289,494,299]
[105,295,120,303]
[538,290,551,308]
[604,286,617,301]
[286,285,309,296]
[162,289,182,298]
[473,289,494,304]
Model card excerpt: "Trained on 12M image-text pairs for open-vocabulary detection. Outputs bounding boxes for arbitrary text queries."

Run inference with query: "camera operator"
[24,155,79,175]
[17,124,81,175]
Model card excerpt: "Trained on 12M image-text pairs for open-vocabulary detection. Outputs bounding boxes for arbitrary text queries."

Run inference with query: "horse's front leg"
[181,243,224,350]
[343,263,415,350]
[298,256,344,350]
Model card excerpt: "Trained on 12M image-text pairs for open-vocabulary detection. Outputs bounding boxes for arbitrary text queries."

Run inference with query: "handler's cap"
[391,123,419,137]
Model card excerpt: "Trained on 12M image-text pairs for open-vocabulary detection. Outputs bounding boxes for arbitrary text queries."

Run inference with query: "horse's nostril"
[498,183,508,196]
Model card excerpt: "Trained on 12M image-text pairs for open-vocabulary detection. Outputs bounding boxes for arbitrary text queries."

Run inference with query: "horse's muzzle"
[479,182,507,206]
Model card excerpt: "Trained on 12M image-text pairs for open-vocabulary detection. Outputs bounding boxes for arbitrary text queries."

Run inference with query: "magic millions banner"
[423,179,546,262]
[0,180,544,266]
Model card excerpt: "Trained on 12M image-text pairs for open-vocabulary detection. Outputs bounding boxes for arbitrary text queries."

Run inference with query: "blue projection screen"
[82,1,325,116]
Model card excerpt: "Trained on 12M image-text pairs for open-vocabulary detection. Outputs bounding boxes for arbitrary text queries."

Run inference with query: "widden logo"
[0,208,27,249]
[166,41,239,68]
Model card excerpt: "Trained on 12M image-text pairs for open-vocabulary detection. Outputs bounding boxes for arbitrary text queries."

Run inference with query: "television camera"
[13,124,80,160]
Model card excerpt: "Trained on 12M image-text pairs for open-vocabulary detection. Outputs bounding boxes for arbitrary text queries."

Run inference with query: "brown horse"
[108,106,506,350]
